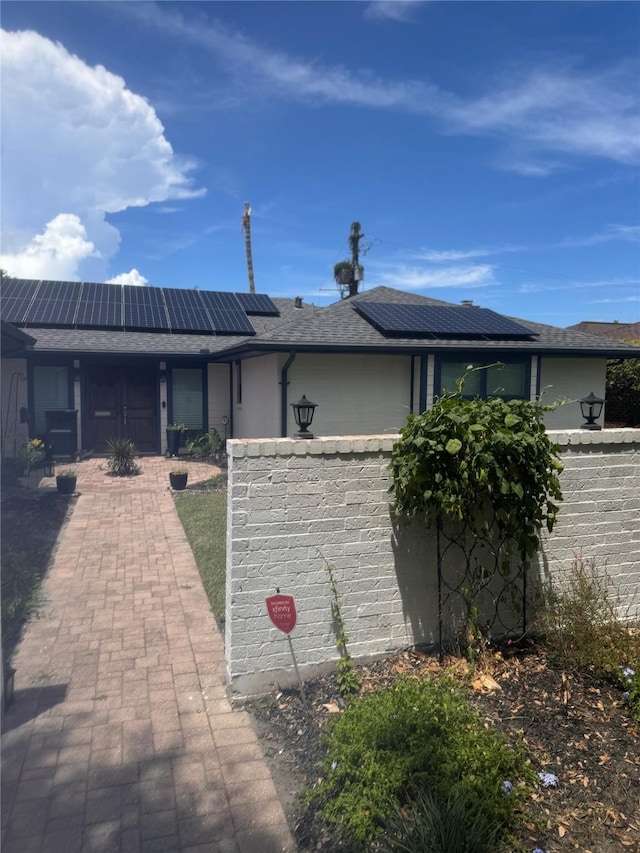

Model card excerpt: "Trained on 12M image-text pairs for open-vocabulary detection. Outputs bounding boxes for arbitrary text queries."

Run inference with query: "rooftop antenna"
[333,221,366,299]
[241,201,255,294]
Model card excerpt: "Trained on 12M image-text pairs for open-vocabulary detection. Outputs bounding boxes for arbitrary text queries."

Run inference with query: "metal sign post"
[265,591,306,704]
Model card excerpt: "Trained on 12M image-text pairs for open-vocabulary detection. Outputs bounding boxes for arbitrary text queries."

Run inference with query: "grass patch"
[174,489,227,621]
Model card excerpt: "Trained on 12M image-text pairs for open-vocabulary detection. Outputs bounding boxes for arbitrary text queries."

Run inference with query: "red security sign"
[266,594,297,635]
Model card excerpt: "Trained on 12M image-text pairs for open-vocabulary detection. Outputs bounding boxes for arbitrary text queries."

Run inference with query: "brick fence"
[225,430,640,696]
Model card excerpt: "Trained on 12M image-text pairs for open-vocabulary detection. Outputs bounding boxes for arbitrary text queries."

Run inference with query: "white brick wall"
[225,429,640,696]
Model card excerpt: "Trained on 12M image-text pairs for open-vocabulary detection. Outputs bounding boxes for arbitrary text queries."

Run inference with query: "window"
[438,360,528,401]
[171,368,203,429]
[32,365,69,433]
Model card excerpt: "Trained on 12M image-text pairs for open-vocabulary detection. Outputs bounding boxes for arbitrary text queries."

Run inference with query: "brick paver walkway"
[1,458,295,853]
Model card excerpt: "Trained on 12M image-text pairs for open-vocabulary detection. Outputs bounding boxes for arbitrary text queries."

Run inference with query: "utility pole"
[242,202,255,294]
[333,221,365,298]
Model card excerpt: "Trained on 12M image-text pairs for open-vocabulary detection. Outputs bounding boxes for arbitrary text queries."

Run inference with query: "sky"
[1,1,639,327]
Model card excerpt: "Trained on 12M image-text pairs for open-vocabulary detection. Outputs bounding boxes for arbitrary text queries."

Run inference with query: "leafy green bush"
[185,428,223,459]
[380,787,500,853]
[106,437,141,476]
[1,550,45,649]
[310,676,534,848]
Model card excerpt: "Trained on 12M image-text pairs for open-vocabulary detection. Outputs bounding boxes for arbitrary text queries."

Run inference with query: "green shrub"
[310,676,534,848]
[539,554,640,678]
[380,787,500,853]
[106,438,141,477]
[1,550,45,649]
[185,429,223,459]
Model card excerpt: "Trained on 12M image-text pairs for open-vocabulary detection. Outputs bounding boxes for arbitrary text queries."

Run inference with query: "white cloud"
[1,28,204,281]
[106,269,148,286]
[364,2,427,23]
[558,223,640,248]
[374,264,495,289]
[0,214,96,280]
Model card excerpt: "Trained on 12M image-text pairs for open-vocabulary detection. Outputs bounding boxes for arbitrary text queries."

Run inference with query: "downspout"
[280,351,297,437]
[409,356,415,414]
[228,363,234,437]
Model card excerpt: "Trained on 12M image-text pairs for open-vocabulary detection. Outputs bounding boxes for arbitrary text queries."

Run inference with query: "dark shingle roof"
[567,321,640,341]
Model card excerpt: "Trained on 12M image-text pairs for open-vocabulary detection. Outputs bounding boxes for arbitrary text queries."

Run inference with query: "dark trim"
[419,355,427,413]
[409,356,415,413]
[228,363,234,438]
[280,351,297,438]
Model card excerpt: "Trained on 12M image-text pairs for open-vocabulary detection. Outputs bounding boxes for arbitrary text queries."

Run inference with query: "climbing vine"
[389,380,564,650]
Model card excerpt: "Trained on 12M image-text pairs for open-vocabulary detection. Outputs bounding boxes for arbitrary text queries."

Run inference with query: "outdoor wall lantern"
[43,454,56,478]
[579,391,604,430]
[291,394,317,438]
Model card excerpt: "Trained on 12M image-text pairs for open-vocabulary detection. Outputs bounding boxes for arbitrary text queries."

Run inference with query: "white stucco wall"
[233,354,280,439]
[225,429,640,696]
[207,363,231,438]
[539,357,607,429]
[1,358,29,458]
[286,353,413,437]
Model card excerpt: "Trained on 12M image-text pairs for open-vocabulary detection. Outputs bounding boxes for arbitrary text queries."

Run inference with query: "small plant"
[167,423,188,431]
[1,550,46,649]
[57,468,77,477]
[170,468,188,475]
[185,429,223,459]
[380,787,501,853]
[20,437,45,474]
[309,676,534,848]
[324,560,361,698]
[539,554,639,680]
[619,665,640,722]
[106,438,141,477]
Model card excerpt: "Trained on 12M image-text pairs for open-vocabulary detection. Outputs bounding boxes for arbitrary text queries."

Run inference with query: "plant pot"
[166,429,182,457]
[56,475,77,495]
[169,472,188,491]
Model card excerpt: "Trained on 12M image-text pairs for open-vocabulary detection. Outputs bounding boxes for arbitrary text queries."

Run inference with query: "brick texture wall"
[225,430,640,696]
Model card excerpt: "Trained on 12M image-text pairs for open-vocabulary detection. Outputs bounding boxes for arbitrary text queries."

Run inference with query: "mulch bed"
[243,646,640,852]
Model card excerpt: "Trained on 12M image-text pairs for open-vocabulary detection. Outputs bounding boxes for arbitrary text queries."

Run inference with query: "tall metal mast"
[242,202,255,294]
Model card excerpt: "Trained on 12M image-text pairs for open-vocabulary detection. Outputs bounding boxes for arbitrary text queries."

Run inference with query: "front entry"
[84,365,157,453]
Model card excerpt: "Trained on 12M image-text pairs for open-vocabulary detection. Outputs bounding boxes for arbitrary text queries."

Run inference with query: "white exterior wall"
[286,353,412,437]
[207,363,231,438]
[226,429,640,696]
[539,357,607,429]
[1,358,29,458]
[233,354,280,439]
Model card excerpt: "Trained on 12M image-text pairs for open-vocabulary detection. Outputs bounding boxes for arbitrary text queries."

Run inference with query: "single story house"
[2,276,639,458]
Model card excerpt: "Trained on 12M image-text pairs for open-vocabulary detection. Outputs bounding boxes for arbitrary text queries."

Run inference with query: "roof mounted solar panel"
[23,280,83,325]
[198,290,242,311]
[162,287,215,333]
[123,285,169,330]
[234,292,279,316]
[207,308,255,335]
[354,303,538,339]
[1,279,40,323]
[75,281,122,327]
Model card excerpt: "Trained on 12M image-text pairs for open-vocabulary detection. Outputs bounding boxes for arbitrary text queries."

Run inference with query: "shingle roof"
[5,284,640,359]
[239,287,640,356]
[567,321,640,341]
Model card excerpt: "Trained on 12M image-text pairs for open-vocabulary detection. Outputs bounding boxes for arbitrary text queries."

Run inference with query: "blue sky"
[1,1,638,327]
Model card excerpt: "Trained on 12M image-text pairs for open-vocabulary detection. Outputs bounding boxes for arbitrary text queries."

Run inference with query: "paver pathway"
[1,458,296,853]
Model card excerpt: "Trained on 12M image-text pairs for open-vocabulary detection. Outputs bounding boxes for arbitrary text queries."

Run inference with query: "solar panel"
[234,292,279,316]
[1,279,38,322]
[354,303,538,339]
[27,298,78,325]
[198,290,242,311]
[75,282,122,327]
[123,285,169,330]
[208,308,255,335]
[36,280,82,301]
[162,287,215,332]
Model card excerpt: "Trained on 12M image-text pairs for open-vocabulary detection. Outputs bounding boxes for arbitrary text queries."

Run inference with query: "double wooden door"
[84,365,157,453]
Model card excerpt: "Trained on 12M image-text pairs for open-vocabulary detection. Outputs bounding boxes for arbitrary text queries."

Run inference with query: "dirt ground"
[244,646,640,852]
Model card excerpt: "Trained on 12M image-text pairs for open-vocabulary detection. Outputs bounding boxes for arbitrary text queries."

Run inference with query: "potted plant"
[169,469,188,491]
[56,468,77,494]
[166,423,187,457]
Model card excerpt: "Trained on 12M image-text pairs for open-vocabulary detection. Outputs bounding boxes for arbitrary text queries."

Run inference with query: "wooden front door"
[84,365,157,453]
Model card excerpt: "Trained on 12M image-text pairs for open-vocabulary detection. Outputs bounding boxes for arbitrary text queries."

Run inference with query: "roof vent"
[294,296,303,309]
[460,299,474,307]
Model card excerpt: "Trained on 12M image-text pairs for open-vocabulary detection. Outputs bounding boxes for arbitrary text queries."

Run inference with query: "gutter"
[280,350,297,437]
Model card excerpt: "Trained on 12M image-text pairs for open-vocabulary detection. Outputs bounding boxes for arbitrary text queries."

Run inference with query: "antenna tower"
[242,202,256,294]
